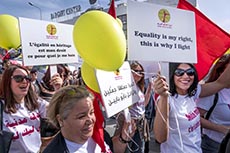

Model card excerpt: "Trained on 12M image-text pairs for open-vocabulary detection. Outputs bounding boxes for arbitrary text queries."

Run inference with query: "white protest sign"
[127,0,197,63]
[96,61,140,118]
[19,17,79,66]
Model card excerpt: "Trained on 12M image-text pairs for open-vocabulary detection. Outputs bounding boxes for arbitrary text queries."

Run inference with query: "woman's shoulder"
[38,98,48,104]
[43,132,67,153]
[37,98,48,117]
[195,84,202,98]
[37,98,48,108]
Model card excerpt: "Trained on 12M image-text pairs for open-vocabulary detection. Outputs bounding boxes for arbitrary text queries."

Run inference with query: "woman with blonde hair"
[43,85,135,153]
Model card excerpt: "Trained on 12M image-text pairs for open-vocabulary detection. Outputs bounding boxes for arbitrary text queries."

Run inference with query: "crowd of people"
[0,53,230,153]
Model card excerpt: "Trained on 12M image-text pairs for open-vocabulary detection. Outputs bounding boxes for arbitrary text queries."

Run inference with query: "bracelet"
[119,133,131,144]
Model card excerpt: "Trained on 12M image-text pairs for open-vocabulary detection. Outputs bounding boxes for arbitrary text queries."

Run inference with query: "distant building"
[55,0,196,38]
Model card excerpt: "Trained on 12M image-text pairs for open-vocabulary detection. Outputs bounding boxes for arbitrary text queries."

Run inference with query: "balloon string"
[153,61,184,150]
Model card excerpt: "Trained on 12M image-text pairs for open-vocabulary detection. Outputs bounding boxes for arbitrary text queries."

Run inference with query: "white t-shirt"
[129,87,145,119]
[3,98,47,153]
[161,85,202,153]
[65,137,112,153]
[197,88,230,143]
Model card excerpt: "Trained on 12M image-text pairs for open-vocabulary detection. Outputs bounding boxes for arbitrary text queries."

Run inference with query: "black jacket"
[43,130,113,153]
[43,132,69,153]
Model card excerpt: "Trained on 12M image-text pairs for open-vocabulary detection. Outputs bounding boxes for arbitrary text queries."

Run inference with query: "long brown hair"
[206,54,230,83]
[169,63,198,97]
[130,61,145,92]
[0,65,38,113]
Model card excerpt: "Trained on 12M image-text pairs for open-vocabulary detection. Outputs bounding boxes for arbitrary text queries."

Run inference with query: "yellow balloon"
[81,61,100,93]
[0,14,21,50]
[73,10,126,71]
[116,18,123,29]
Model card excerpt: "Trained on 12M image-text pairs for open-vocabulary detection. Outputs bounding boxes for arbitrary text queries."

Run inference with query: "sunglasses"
[174,68,195,77]
[11,75,32,83]
[132,69,144,75]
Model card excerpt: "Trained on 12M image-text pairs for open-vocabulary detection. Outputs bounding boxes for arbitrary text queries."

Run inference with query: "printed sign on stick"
[96,62,140,117]
[19,17,79,66]
[127,0,196,63]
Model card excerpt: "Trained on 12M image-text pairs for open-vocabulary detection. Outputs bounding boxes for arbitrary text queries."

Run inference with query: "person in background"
[72,67,85,85]
[197,54,230,153]
[25,66,40,96]
[153,62,230,153]
[37,64,71,102]
[113,61,153,153]
[43,85,136,153]
[0,64,47,152]
[144,78,155,153]
[30,67,40,94]
[2,58,11,70]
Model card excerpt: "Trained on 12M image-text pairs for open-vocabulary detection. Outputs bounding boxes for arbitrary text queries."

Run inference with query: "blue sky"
[0,0,229,33]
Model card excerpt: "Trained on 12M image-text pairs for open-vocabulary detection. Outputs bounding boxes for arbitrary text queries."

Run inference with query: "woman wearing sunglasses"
[0,64,47,153]
[153,62,230,153]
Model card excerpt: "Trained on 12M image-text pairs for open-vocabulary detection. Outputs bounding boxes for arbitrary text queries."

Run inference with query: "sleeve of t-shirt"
[38,98,48,118]
[195,84,202,99]
[197,94,216,111]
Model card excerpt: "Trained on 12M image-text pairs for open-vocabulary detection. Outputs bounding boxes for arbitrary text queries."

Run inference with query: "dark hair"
[129,61,145,92]
[169,63,198,97]
[0,65,38,113]
[206,54,230,83]
[42,64,71,91]
[30,67,37,74]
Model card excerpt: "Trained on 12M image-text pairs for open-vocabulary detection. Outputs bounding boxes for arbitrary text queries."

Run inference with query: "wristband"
[119,133,131,143]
